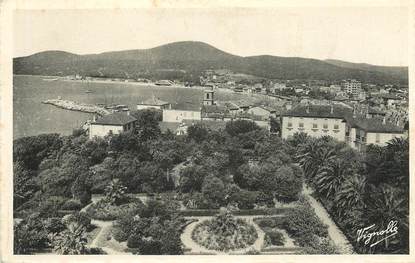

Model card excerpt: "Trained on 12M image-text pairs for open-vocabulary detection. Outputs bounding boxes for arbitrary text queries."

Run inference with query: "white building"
[137,96,171,110]
[341,79,364,100]
[281,104,348,142]
[89,112,137,139]
[162,106,201,123]
[281,104,405,150]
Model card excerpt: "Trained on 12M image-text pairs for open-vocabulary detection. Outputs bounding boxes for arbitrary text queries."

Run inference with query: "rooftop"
[92,112,137,125]
[282,104,352,119]
[202,105,229,114]
[347,117,404,133]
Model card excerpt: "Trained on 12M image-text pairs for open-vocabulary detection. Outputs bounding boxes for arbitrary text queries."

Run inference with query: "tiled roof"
[202,105,229,114]
[282,104,352,119]
[376,93,401,100]
[92,112,137,125]
[169,103,201,111]
[368,107,386,115]
[346,117,403,133]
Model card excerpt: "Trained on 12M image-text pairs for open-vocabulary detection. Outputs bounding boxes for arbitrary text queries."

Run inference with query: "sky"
[13,7,409,66]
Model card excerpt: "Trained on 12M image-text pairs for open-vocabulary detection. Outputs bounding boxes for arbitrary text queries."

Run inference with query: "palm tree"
[50,223,88,255]
[297,140,336,183]
[363,184,408,253]
[314,158,350,199]
[334,174,366,217]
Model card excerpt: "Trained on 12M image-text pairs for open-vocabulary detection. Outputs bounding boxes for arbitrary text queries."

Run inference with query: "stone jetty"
[42,99,111,115]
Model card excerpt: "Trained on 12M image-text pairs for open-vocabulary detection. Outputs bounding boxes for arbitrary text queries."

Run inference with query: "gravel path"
[303,186,354,254]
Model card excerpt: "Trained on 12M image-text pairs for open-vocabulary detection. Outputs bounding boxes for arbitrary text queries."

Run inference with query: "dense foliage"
[293,133,409,254]
[13,107,408,255]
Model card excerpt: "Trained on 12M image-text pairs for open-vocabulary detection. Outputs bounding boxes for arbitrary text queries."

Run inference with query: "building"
[246,106,276,120]
[347,117,405,150]
[281,104,348,142]
[162,104,201,122]
[89,112,137,139]
[342,79,363,99]
[281,104,405,150]
[203,89,215,105]
[137,96,171,110]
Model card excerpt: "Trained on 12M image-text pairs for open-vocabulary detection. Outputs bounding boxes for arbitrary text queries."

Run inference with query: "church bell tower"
[203,89,215,105]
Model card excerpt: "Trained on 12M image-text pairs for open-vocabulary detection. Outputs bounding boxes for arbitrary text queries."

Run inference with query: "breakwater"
[42,99,111,115]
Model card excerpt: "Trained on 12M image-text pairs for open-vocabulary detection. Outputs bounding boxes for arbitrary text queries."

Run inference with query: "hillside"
[13,41,408,84]
[325,59,407,79]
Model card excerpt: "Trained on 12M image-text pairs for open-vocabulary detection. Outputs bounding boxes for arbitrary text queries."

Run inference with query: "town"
[80,74,407,152]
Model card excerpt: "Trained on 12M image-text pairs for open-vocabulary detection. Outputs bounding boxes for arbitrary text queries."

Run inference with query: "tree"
[225,119,261,137]
[334,174,366,217]
[269,117,281,134]
[230,190,257,209]
[179,164,208,193]
[131,109,161,141]
[187,123,209,143]
[297,139,336,183]
[201,176,226,209]
[105,179,127,205]
[362,184,408,253]
[314,159,351,199]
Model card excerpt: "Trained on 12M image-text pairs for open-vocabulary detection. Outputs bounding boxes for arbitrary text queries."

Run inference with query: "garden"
[12,109,408,254]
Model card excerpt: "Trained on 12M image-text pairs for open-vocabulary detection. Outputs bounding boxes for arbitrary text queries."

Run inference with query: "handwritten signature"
[356,220,398,248]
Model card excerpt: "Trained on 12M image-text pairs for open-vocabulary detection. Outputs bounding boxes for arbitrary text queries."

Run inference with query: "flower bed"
[191,210,258,252]
[84,199,142,221]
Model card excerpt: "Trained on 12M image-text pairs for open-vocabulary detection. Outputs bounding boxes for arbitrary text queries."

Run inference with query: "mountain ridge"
[13,41,408,84]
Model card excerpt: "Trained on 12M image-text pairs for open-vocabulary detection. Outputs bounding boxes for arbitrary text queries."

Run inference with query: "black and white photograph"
[1,0,413,261]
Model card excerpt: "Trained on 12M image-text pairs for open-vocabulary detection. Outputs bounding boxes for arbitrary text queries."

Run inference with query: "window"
[287,122,292,128]
[334,124,339,130]
[312,123,318,129]
[376,133,380,143]
[299,123,304,128]
[323,124,328,129]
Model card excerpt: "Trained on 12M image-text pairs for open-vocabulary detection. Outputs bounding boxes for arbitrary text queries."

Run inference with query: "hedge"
[179,207,294,217]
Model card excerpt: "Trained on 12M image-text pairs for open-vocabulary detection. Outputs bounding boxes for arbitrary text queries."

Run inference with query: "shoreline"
[42,99,110,116]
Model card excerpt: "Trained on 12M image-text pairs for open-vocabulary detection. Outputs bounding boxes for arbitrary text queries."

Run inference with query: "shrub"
[283,206,328,247]
[62,212,91,229]
[43,217,66,234]
[38,196,68,218]
[85,199,142,221]
[230,190,258,209]
[61,199,83,211]
[112,226,128,242]
[266,230,285,246]
[301,237,339,254]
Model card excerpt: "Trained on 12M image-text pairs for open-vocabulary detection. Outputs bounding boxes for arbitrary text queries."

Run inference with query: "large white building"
[89,112,137,139]
[342,79,364,100]
[281,104,404,150]
[281,104,348,142]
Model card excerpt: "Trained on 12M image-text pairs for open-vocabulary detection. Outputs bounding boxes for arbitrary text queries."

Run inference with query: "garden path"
[89,220,131,255]
[180,216,266,255]
[303,185,354,254]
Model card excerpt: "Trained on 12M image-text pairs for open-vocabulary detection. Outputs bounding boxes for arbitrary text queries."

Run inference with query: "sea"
[13,75,256,139]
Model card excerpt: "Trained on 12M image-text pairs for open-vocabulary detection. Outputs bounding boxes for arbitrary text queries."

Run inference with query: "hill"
[13,41,408,84]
